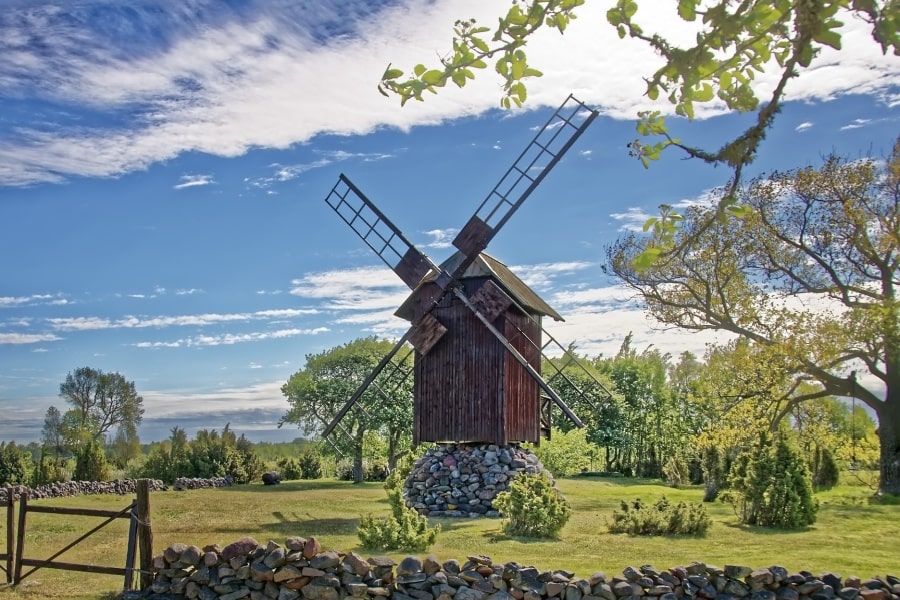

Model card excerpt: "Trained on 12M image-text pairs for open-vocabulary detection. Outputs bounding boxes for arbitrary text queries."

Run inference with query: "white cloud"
[174,174,214,189]
[46,307,320,332]
[1,1,896,186]
[841,118,871,130]
[133,326,329,348]
[796,121,814,132]
[0,332,63,345]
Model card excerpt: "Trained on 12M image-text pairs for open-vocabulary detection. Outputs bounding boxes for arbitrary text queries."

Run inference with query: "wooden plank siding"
[413,277,542,445]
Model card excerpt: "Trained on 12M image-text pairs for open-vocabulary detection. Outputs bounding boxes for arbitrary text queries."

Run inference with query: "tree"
[73,438,110,482]
[723,432,818,529]
[0,441,32,486]
[58,367,144,445]
[377,0,899,261]
[607,141,900,494]
[280,337,414,483]
[41,405,65,457]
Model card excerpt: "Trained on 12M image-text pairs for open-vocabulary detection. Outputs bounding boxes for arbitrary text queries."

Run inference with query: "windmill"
[321,94,612,448]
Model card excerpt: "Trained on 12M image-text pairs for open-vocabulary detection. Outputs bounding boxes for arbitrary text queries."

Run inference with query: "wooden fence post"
[13,491,27,585]
[136,479,153,590]
[4,490,13,583]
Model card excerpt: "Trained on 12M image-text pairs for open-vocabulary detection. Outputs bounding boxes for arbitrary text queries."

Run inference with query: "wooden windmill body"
[397,251,563,445]
[320,95,613,449]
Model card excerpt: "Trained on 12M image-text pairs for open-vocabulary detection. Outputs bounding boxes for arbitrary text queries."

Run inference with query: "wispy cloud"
[0,332,63,345]
[46,308,319,332]
[174,174,214,189]
[133,327,328,348]
[421,228,457,249]
[795,121,814,132]
[841,118,871,130]
[0,293,69,308]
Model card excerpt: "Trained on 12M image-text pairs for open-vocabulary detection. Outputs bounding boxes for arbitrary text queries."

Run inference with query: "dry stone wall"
[138,536,899,600]
[0,479,167,502]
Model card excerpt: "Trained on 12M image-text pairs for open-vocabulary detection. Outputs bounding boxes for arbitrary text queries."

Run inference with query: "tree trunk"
[877,402,900,496]
[353,428,366,484]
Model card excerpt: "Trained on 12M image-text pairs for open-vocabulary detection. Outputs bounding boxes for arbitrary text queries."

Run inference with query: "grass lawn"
[1,476,897,599]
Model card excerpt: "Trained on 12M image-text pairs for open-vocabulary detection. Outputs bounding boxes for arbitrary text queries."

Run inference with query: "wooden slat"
[395,247,432,289]
[24,505,132,519]
[451,215,493,258]
[18,558,127,577]
[408,312,447,355]
[470,279,513,323]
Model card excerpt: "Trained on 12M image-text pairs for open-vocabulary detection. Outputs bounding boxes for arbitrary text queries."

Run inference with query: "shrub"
[357,459,440,551]
[0,441,32,485]
[493,473,571,538]
[336,459,387,482]
[530,428,594,476]
[32,446,67,486]
[73,439,110,482]
[276,457,303,480]
[811,446,840,491]
[299,451,323,479]
[721,433,818,529]
[608,496,711,535]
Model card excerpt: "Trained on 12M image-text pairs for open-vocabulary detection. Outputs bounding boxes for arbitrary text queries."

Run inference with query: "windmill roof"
[395,251,564,322]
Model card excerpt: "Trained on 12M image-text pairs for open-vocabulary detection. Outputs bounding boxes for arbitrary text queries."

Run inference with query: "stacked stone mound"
[402,444,549,518]
[0,479,167,503]
[173,476,235,491]
[141,543,900,600]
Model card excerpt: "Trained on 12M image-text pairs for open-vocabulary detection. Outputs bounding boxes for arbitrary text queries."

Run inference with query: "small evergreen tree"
[32,446,67,486]
[73,439,110,482]
[276,456,303,480]
[357,458,440,550]
[0,441,32,485]
[493,473,571,538]
[811,446,840,490]
[721,433,818,529]
[299,451,323,479]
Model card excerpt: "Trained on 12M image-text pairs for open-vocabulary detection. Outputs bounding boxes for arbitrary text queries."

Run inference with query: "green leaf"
[633,246,662,271]
[642,217,659,232]
[422,70,445,85]
[813,29,842,51]
[382,66,404,81]
[678,0,697,21]
[413,64,427,77]
[693,83,714,102]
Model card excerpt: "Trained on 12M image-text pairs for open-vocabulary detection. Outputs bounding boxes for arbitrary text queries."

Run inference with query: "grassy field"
[1,476,898,599]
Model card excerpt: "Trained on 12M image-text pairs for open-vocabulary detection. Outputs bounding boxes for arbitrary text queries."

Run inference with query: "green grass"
[1,477,898,599]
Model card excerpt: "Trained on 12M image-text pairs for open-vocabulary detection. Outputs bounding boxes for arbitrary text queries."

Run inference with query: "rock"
[303,537,321,560]
[223,537,260,562]
[263,471,282,485]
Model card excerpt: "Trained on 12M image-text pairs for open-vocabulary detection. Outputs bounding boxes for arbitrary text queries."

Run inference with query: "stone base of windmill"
[402,443,555,518]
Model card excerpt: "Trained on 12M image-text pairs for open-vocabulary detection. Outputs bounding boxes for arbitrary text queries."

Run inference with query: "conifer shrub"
[357,459,440,551]
[32,447,67,486]
[276,457,303,480]
[493,473,572,538]
[0,441,32,485]
[73,439,110,482]
[607,496,711,535]
[721,433,818,529]
[811,446,840,490]
[299,451,323,479]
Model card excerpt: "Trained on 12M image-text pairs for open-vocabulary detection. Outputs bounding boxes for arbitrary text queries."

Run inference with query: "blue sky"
[1,1,898,444]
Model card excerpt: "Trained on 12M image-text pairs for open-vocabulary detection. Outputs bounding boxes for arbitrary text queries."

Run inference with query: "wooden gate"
[6,479,153,590]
